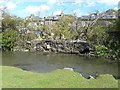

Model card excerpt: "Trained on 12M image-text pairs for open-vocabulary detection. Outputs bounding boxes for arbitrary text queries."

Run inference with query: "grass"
[0,33,2,42]
[0,33,2,48]
[0,66,118,88]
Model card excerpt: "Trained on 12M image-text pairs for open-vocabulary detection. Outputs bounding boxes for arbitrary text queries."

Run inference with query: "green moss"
[1,66,118,88]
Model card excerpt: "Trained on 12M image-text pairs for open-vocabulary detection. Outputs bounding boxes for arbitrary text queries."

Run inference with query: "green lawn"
[0,33,2,48]
[0,33,2,42]
[0,66,118,88]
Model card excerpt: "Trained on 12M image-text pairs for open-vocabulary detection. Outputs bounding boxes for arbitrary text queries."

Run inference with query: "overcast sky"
[0,0,119,18]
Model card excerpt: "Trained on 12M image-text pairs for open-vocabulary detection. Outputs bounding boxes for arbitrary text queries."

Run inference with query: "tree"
[105,18,120,60]
[2,15,17,32]
[2,29,18,51]
[53,15,75,40]
[88,25,108,45]
[2,12,19,51]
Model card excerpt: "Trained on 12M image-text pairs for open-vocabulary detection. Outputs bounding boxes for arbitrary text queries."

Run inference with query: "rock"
[46,45,51,49]
[26,41,31,44]
[22,49,29,52]
[34,46,37,49]
[36,46,44,51]
[51,47,57,52]
[89,75,94,79]
[71,51,79,54]
[79,48,90,54]
[89,53,95,57]
[22,39,95,56]
[64,67,74,71]
[80,74,83,77]
[57,48,64,53]
[51,33,54,36]
[13,49,18,51]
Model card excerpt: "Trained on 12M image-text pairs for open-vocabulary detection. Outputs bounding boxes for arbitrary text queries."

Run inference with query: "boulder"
[64,67,74,71]
[46,45,51,49]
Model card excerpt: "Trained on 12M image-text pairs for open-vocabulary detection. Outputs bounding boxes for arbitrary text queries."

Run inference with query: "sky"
[0,0,119,18]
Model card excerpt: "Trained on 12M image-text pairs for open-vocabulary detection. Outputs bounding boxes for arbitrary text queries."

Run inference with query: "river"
[2,51,119,79]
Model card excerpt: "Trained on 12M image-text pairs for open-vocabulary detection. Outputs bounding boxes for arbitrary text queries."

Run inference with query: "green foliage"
[81,25,108,45]
[53,16,75,40]
[17,17,24,26]
[91,26,107,44]
[2,13,19,51]
[2,29,18,51]
[26,33,35,41]
[95,45,108,57]
[105,19,120,60]
[2,16,17,32]
[0,33,2,41]
[24,19,30,28]
[42,25,50,34]
[105,37,120,60]
[68,29,78,40]
[1,11,120,60]
[0,33,2,49]
[87,19,120,60]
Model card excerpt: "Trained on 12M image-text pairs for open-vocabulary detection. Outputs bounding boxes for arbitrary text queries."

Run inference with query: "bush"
[2,29,18,51]
[95,45,108,57]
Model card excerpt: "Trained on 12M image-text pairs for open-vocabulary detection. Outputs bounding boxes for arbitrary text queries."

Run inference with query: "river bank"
[1,66,118,88]
[2,51,119,79]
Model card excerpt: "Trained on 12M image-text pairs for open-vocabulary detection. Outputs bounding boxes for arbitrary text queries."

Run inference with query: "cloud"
[74,0,84,6]
[97,0,119,5]
[6,1,16,10]
[47,0,65,6]
[48,0,57,5]
[114,7,118,10]
[73,0,95,7]
[72,9,81,16]
[22,5,50,14]
[73,0,119,7]
[53,10,62,15]
[0,0,4,4]
[86,1,95,7]
[0,0,7,4]
[0,5,6,11]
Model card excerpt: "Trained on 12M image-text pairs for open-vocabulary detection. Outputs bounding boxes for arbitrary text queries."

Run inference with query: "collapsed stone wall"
[29,40,96,56]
